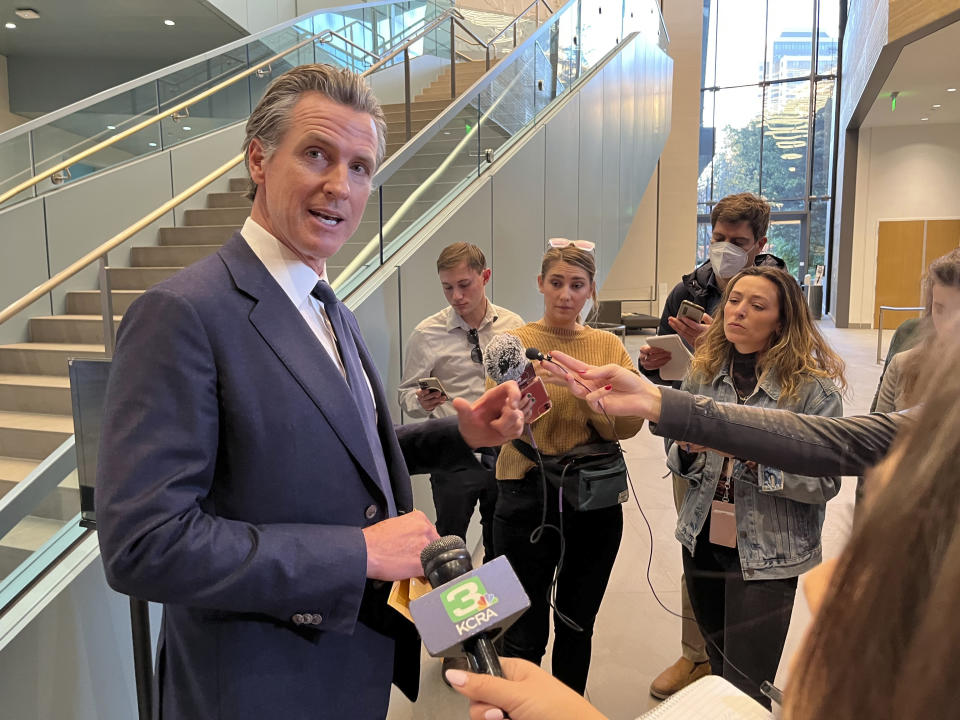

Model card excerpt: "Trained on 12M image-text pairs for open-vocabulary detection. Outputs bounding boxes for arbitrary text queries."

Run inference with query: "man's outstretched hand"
[453,381,525,449]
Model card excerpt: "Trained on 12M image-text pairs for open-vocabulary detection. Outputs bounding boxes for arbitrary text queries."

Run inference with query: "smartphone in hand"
[676,299,705,323]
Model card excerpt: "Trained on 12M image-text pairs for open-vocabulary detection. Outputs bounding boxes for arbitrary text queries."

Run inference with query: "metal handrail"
[0,30,326,206]
[487,0,553,47]
[0,155,242,326]
[876,305,924,363]
[317,28,384,60]
[0,0,408,145]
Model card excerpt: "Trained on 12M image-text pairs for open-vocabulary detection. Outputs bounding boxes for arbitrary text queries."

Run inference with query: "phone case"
[518,369,551,423]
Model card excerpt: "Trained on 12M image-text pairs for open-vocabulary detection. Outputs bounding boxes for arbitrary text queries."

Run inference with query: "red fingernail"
[604,385,612,390]
[577,370,587,374]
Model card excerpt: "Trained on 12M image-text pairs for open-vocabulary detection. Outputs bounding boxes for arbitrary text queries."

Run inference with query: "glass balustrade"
[0,0,454,208]
[333,0,667,296]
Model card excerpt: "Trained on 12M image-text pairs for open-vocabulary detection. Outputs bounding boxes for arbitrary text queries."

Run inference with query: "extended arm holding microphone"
[545,351,910,476]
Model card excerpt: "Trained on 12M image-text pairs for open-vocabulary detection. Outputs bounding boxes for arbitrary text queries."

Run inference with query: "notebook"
[636,676,773,720]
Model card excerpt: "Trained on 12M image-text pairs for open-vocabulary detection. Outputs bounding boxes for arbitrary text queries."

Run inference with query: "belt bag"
[512,439,629,511]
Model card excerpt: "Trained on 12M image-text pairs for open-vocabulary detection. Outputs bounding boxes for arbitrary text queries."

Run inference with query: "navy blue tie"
[312,280,396,516]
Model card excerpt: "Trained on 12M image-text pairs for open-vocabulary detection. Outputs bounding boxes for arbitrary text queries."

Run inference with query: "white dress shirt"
[241,217,375,403]
[398,300,524,419]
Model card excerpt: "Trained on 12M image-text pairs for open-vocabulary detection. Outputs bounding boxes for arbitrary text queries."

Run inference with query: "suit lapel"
[218,235,385,500]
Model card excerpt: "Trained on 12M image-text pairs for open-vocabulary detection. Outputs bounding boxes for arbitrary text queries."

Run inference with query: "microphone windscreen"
[420,535,467,569]
[484,334,526,384]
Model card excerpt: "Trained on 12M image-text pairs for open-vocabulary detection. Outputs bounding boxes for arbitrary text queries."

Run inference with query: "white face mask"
[710,242,749,279]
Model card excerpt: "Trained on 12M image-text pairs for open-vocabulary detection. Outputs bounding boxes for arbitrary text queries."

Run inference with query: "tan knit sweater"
[491,322,646,480]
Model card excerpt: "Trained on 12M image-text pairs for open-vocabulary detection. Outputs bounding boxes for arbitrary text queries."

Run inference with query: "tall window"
[697,0,839,286]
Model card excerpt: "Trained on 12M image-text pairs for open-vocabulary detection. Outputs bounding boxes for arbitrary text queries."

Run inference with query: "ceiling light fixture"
[932,104,942,109]
[4,22,16,29]
[106,125,116,130]
[148,142,158,147]
[14,8,39,19]
[164,19,175,26]
[948,88,957,93]
[182,126,192,131]
[921,117,929,121]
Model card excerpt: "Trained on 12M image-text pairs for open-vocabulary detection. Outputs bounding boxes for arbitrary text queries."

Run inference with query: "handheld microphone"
[484,334,527,385]
[411,536,530,676]
[484,336,552,422]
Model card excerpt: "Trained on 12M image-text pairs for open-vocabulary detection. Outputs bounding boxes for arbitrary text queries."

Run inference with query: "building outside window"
[696,0,840,290]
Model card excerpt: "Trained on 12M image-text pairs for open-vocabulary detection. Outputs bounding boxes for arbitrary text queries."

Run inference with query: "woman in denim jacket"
[664,266,846,708]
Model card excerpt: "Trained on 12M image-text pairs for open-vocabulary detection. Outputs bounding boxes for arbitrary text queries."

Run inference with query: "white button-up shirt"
[398,300,523,419]
[241,217,375,403]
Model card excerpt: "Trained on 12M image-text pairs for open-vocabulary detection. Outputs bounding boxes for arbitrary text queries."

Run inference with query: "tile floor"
[387,322,887,720]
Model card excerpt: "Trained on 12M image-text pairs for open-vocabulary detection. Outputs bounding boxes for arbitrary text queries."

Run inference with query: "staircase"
[0,61,513,574]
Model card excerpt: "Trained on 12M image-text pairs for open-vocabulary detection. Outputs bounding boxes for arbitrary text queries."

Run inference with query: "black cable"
[595,403,763,694]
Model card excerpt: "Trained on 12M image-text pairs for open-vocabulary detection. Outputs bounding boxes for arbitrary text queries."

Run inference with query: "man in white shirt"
[399,243,523,561]
[96,64,525,719]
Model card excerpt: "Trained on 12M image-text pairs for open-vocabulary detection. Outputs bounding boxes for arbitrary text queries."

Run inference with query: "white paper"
[636,676,773,720]
[646,334,693,382]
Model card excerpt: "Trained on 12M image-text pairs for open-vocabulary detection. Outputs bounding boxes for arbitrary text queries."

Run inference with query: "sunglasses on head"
[548,238,595,252]
[467,328,483,364]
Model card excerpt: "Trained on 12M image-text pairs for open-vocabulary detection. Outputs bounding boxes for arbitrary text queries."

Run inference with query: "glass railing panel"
[32,85,162,195]
[580,0,623,70]
[552,0,581,89]
[476,41,539,167]
[332,104,482,294]
[160,46,254,151]
[0,134,34,208]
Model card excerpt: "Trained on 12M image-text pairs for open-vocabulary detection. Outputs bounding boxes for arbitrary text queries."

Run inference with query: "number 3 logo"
[445,581,483,618]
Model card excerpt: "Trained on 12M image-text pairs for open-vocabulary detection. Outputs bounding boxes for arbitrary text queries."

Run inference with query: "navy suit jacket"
[96,234,477,719]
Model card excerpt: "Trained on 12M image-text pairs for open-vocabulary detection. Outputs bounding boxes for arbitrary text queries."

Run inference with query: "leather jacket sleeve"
[652,387,910,475]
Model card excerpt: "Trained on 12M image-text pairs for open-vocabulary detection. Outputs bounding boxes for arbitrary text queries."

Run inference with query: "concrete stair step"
[381,100,452,114]
[130,244,221,268]
[159,225,237,246]
[66,290,142,315]
[105,266,181,290]
[1,514,65,553]
[0,410,74,460]
[182,207,249,226]
[29,315,122,344]
[228,177,250,192]
[0,343,105,376]
[0,374,72,415]
[0,456,39,484]
[0,546,31,578]
[206,191,252,209]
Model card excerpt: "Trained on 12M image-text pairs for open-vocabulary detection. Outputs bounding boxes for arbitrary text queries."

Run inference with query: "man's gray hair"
[241,64,387,201]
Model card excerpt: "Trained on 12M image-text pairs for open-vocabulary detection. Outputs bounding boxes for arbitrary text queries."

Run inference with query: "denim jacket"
[666,367,843,580]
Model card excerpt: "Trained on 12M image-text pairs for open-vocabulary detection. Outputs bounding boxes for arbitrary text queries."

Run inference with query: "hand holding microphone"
[410,536,530,678]
[484,335,552,423]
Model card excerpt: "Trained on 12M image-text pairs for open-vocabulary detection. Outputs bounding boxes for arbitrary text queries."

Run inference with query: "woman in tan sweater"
[492,243,644,695]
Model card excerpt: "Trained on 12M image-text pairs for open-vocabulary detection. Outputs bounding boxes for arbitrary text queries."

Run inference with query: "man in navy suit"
[96,65,524,719]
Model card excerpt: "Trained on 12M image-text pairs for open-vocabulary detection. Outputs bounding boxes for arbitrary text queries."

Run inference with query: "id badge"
[710,500,737,548]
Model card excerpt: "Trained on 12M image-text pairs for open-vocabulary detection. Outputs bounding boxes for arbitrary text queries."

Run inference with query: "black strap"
[511,438,541,464]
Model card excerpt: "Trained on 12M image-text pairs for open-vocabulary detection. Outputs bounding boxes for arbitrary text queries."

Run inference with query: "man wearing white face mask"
[639,192,785,701]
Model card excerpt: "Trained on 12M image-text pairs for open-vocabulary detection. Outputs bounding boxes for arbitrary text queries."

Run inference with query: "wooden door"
[875,220,924,329]
[925,219,960,268]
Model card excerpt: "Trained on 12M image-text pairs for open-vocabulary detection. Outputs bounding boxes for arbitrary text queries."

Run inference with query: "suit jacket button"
[292,613,304,625]
[311,614,323,625]
[365,504,378,520]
